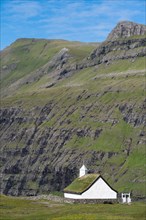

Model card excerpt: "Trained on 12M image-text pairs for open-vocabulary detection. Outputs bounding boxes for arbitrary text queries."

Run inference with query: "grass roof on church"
[64,174,100,194]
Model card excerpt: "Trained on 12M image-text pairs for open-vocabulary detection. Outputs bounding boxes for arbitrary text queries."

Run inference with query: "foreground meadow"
[0,195,146,220]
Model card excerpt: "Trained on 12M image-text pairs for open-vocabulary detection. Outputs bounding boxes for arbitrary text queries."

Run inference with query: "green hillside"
[1,38,98,90]
[0,31,146,198]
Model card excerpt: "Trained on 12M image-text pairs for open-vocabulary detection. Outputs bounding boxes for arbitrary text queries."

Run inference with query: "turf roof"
[64,174,100,194]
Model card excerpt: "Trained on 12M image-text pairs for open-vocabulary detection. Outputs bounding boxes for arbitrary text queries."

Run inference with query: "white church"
[64,165,131,203]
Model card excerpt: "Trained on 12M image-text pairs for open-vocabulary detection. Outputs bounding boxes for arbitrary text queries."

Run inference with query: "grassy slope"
[0,195,146,220]
[1,38,98,89]
[1,57,145,107]
[0,39,146,197]
[1,57,145,196]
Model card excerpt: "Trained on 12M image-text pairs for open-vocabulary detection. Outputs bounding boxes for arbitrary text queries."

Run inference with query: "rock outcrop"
[106,21,146,41]
[85,37,146,66]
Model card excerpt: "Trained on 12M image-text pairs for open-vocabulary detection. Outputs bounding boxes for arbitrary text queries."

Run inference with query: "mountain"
[0,21,146,198]
[106,21,146,41]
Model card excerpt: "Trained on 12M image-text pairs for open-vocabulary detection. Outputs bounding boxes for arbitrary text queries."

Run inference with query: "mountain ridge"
[0,21,146,198]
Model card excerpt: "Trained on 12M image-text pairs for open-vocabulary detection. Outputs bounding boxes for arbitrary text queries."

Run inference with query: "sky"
[1,0,146,49]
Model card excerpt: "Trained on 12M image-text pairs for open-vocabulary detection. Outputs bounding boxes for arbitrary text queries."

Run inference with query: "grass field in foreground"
[0,195,146,220]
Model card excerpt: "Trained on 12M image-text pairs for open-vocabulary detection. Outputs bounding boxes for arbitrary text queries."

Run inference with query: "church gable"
[82,177,117,199]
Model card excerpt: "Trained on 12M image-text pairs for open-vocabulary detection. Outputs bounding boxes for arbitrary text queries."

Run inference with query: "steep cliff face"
[88,38,146,64]
[1,95,145,196]
[0,21,146,197]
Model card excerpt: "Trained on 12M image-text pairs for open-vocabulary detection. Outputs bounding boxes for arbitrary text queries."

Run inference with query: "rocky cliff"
[106,21,146,41]
[0,21,146,198]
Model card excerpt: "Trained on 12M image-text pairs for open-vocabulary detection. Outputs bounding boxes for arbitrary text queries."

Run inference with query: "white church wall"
[81,177,117,199]
[64,193,82,199]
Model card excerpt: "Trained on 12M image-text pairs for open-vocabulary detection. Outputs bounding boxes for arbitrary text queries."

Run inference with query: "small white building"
[121,193,131,204]
[64,165,118,201]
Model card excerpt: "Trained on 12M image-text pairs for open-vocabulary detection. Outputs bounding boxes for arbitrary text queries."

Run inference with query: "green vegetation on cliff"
[0,32,146,198]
